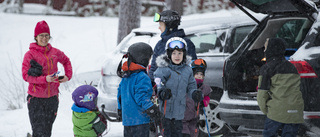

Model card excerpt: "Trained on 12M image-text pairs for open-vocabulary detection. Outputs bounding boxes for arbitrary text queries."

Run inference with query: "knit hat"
[34,20,50,37]
[72,85,99,110]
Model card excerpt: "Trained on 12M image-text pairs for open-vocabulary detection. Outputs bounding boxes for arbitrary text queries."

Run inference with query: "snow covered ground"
[0,4,254,136]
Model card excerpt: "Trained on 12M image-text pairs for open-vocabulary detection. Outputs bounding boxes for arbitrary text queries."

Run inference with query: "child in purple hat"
[71,85,107,137]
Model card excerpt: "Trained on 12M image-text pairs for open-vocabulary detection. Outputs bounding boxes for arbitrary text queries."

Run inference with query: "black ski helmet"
[127,42,153,67]
[165,37,187,63]
[191,59,207,75]
[155,10,181,31]
[117,42,153,78]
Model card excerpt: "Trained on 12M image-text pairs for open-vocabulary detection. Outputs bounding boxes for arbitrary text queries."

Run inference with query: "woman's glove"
[159,88,172,100]
[28,59,43,76]
[192,89,203,103]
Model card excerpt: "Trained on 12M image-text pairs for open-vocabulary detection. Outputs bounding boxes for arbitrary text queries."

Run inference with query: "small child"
[154,37,203,137]
[71,85,107,137]
[117,42,162,137]
[182,58,212,137]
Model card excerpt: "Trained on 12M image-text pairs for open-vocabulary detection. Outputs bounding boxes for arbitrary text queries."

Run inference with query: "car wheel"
[198,99,230,137]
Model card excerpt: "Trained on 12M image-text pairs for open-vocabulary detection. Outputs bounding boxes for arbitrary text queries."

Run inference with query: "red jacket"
[22,43,72,98]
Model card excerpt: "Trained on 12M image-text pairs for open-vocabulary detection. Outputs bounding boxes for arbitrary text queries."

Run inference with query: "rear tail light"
[290,61,318,78]
[306,115,320,119]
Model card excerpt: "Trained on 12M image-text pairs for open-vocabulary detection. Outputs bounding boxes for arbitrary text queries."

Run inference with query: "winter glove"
[144,104,162,124]
[117,109,122,122]
[28,59,43,76]
[159,88,172,100]
[192,89,203,103]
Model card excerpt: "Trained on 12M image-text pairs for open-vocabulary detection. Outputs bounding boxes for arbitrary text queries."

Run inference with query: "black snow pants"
[27,94,59,137]
[162,118,183,137]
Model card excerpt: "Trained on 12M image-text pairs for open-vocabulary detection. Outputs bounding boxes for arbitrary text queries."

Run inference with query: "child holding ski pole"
[117,42,162,137]
[71,85,108,137]
[154,37,203,137]
[182,59,212,137]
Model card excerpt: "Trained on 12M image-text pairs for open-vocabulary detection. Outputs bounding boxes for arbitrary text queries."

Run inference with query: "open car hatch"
[231,0,318,23]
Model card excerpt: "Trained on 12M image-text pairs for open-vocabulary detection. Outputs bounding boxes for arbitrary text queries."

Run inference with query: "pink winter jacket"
[22,43,72,98]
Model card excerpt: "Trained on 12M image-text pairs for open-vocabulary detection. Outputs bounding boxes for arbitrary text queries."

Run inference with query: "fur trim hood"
[156,54,192,68]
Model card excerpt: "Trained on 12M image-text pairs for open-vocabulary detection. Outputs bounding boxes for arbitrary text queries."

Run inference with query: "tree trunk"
[165,0,183,15]
[117,0,141,44]
[18,0,24,13]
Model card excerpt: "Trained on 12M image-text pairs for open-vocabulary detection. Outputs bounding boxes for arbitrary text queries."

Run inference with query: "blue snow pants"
[263,117,300,137]
[124,123,149,137]
[27,95,59,137]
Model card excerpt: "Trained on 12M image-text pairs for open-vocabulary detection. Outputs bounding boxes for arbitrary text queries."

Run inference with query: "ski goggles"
[153,12,181,22]
[154,13,161,22]
[168,40,185,49]
[166,37,187,50]
[193,59,206,68]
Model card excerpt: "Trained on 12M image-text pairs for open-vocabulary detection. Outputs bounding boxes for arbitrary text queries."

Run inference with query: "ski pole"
[203,107,211,137]
[161,100,167,136]
[195,102,200,137]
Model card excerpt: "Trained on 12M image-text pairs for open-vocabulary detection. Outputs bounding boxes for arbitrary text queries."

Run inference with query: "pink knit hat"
[34,20,50,37]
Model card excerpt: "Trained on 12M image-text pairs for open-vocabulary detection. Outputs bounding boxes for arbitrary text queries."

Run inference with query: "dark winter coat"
[149,29,197,81]
[154,54,197,120]
[184,83,211,121]
[117,62,154,126]
[22,42,72,98]
[257,38,304,124]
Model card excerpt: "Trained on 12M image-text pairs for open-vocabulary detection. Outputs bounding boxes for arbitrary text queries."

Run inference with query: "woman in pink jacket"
[22,20,72,137]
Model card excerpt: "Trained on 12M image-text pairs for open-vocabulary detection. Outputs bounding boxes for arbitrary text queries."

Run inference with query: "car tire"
[198,88,230,136]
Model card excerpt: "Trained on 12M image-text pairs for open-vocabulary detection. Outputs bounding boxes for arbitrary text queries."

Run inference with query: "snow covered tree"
[117,0,141,44]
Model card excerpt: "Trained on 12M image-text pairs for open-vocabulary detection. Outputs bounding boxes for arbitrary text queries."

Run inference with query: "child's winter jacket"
[154,54,197,120]
[117,62,154,126]
[72,104,106,137]
[22,43,72,98]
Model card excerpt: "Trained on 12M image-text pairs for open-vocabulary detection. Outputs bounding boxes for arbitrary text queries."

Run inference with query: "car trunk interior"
[227,16,313,100]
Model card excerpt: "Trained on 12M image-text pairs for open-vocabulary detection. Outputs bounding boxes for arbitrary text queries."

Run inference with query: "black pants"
[27,95,59,137]
[124,123,150,137]
[163,118,183,137]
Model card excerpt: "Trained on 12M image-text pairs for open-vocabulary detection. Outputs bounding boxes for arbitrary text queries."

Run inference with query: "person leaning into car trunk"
[149,9,197,83]
[22,20,73,137]
[154,37,203,137]
[257,38,304,137]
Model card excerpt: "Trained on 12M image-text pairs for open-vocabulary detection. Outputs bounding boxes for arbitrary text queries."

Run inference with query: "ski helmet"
[154,10,181,30]
[166,37,187,63]
[127,42,153,67]
[72,85,99,110]
[191,59,207,75]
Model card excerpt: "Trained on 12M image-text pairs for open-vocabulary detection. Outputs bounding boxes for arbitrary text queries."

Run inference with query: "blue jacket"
[117,69,154,126]
[149,28,197,81]
[154,54,197,120]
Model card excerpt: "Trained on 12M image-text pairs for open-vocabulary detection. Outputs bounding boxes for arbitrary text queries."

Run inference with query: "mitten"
[192,89,203,103]
[28,59,43,76]
[117,109,122,121]
[159,88,172,100]
[203,96,210,107]
[144,104,162,124]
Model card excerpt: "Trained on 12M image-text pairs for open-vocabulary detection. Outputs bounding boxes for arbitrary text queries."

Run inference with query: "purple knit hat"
[72,85,99,110]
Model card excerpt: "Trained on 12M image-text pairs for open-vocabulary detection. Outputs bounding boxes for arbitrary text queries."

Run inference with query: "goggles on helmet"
[192,59,207,68]
[154,13,161,22]
[166,37,187,50]
[153,12,181,22]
